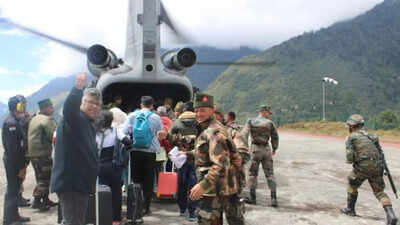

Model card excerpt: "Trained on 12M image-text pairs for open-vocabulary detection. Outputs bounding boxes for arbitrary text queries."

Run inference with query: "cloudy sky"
[0,0,383,103]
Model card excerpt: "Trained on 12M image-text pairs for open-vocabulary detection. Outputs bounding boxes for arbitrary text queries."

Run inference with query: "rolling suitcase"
[156,163,177,199]
[86,184,113,225]
[126,151,144,224]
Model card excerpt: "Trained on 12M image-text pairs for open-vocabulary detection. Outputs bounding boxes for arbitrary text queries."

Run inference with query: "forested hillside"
[208,0,400,125]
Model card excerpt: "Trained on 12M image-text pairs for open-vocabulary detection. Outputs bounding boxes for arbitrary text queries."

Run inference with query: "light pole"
[322,77,338,121]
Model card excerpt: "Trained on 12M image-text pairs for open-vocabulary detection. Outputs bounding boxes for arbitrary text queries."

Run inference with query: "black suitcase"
[86,184,113,225]
[127,182,144,223]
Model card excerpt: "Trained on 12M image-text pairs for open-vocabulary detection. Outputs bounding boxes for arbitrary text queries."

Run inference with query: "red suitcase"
[156,164,178,199]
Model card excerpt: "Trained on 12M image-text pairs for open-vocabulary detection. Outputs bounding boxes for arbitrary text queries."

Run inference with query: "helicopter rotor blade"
[160,1,190,43]
[0,17,88,54]
[196,61,276,66]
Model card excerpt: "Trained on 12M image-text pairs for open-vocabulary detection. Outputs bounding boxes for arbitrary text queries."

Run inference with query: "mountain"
[186,46,261,90]
[208,0,400,125]
[0,103,7,120]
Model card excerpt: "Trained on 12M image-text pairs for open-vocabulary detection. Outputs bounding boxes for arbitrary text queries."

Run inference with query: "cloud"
[0,66,24,76]
[0,28,28,36]
[0,0,384,82]
[0,82,48,104]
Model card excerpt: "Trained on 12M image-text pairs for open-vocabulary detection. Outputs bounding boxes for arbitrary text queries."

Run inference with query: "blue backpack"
[132,111,153,148]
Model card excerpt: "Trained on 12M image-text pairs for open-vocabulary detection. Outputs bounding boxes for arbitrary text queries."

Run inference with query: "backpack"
[113,129,130,167]
[132,110,153,148]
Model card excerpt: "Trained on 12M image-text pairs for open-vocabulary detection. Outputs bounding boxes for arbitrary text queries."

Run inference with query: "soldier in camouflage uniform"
[164,97,175,120]
[341,114,397,225]
[188,93,244,225]
[241,105,279,207]
[27,99,57,211]
[226,112,249,166]
[169,101,199,222]
[225,111,249,196]
[174,101,184,119]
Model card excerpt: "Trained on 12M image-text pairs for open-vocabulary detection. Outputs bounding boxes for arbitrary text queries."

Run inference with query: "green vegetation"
[208,0,400,125]
[281,121,400,144]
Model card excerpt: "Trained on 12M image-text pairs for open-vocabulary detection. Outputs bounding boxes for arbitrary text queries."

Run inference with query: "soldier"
[213,104,225,125]
[341,114,398,225]
[174,101,184,119]
[105,94,123,110]
[27,98,57,211]
[225,111,249,196]
[169,101,199,222]
[241,105,279,207]
[189,93,244,225]
[164,97,175,120]
[2,95,31,225]
[15,95,31,208]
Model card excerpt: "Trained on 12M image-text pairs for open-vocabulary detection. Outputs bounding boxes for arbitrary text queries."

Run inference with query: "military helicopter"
[1,0,273,111]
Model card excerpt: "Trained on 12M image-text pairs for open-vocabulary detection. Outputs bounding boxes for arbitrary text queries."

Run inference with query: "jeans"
[177,162,198,215]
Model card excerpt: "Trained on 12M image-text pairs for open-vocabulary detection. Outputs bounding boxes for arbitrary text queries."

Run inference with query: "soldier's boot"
[384,206,398,225]
[31,197,50,211]
[271,191,278,207]
[245,189,257,205]
[43,194,58,207]
[340,193,357,216]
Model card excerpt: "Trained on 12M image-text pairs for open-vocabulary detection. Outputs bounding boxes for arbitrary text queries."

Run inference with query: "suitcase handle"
[163,161,175,173]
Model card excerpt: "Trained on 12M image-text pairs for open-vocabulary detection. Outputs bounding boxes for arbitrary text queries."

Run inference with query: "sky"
[0,0,384,104]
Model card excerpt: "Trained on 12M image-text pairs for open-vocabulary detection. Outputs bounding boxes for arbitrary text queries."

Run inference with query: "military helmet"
[346,114,364,126]
[8,95,25,113]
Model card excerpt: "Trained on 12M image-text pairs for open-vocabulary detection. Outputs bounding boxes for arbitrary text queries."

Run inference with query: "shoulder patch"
[8,126,16,131]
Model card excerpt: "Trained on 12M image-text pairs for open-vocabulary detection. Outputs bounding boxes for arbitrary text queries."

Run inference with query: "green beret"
[38,98,53,110]
[260,104,272,113]
[194,93,214,109]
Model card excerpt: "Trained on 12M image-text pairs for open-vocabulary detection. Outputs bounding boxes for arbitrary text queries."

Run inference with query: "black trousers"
[3,158,22,225]
[177,162,198,215]
[130,151,156,209]
[99,161,123,221]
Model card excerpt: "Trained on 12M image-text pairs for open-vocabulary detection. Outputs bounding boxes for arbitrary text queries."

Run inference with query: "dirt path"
[1,132,399,225]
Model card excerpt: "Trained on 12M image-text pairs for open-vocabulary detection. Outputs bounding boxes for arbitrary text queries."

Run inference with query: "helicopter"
[1,0,273,112]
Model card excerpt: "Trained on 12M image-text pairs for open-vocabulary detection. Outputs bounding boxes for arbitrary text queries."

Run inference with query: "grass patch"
[280,121,400,143]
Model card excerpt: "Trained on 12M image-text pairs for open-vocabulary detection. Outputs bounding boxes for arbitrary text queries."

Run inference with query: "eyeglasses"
[83,99,100,108]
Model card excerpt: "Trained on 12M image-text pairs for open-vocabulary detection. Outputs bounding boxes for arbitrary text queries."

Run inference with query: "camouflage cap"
[38,98,53,110]
[260,105,272,114]
[346,114,364,126]
[174,101,184,113]
[193,93,214,109]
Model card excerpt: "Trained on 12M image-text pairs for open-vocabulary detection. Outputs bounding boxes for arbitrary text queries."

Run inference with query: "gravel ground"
[1,131,399,225]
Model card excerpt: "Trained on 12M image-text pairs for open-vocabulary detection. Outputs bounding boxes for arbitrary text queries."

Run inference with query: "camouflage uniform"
[27,114,56,198]
[345,129,391,207]
[27,100,57,211]
[193,93,244,225]
[341,114,397,225]
[226,121,249,194]
[241,105,279,206]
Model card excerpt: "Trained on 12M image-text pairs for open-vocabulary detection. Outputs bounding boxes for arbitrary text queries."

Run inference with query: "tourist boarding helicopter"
[1,0,273,111]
